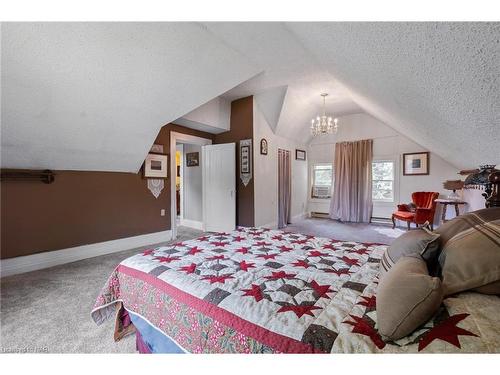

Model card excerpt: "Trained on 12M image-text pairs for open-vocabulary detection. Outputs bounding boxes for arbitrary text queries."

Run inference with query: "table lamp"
[443,180,464,200]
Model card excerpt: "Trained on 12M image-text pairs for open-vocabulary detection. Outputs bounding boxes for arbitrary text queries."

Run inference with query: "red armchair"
[392,191,439,230]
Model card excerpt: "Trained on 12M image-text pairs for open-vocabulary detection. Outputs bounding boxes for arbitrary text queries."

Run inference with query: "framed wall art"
[143,153,169,179]
[186,152,199,167]
[403,151,429,175]
[239,139,253,186]
[295,149,306,161]
[260,138,268,155]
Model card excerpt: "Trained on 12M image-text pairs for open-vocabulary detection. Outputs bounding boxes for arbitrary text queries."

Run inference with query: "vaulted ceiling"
[1,23,261,172]
[2,22,498,172]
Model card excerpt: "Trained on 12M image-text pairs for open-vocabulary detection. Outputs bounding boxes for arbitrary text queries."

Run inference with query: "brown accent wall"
[214,96,255,227]
[0,123,214,259]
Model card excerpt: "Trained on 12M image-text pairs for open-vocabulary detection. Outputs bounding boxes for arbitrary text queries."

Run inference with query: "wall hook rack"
[0,169,55,184]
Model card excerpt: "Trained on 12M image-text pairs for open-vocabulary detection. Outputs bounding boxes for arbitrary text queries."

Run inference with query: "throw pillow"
[438,215,500,296]
[380,228,441,278]
[377,257,443,341]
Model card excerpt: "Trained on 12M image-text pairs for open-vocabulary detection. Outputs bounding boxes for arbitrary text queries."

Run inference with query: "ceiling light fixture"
[310,93,338,136]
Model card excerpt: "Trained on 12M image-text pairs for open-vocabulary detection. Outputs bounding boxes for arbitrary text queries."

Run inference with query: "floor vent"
[310,212,329,218]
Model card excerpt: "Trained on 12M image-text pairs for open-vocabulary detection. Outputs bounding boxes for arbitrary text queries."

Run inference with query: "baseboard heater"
[370,217,393,225]
[310,212,329,218]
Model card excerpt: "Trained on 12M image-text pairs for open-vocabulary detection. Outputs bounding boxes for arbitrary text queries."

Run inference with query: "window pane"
[372,161,394,201]
[372,161,393,181]
[372,181,393,200]
[314,166,332,186]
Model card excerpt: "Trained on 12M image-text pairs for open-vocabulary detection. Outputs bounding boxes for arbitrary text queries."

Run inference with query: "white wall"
[253,99,309,228]
[182,144,203,223]
[308,113,464,225]
[175,97,231,134]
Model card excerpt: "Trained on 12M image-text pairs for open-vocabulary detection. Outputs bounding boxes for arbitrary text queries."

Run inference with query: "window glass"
[372,161,394,201]
[312,164,333,198]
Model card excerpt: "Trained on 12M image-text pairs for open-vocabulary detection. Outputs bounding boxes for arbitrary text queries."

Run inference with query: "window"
[372,161,394,202]
[311,164,333,198]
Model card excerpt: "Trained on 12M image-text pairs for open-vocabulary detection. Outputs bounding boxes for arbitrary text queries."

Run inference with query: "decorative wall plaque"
[147,144,165,198]
[240,139,252,187]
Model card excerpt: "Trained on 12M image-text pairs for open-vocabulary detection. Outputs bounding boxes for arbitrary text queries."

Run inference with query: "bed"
[91,227,500,353]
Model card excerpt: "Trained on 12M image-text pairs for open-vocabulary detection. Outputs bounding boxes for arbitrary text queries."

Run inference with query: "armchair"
[392,191,439,230]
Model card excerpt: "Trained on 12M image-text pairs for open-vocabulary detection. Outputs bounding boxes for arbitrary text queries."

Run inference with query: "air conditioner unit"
[312,186,331,199]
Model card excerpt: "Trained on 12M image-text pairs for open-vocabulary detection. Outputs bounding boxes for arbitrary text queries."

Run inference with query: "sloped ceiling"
[205,22,362,143]
[1,23,261,172]
[254,85,288,132]
[2,22,498,172]
[286,22,500,169]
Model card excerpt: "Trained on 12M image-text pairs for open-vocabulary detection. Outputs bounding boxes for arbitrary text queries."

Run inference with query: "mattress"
[91,227,500,353]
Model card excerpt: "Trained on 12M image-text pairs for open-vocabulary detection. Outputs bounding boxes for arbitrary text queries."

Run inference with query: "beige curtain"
[329,139,373,222]
[278,149,291,228]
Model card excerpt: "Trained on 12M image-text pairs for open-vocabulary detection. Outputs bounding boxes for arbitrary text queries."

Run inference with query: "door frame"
[170,131,212,239]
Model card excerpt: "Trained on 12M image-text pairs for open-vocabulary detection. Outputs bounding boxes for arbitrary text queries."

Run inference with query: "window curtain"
[278,149,291,228]
[329,139,373,222]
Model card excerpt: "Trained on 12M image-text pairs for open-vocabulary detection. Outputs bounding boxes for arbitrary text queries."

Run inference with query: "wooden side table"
[435,199,467,223]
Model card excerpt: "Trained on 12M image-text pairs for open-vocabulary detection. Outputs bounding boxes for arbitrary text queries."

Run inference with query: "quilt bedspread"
[91,227,500,353]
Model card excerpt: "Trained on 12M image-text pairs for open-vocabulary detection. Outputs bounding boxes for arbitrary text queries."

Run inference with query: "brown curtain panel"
[329,139,373,222]
[278,149,291,228]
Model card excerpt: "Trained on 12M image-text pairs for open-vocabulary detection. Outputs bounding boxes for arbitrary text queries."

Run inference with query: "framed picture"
[143,153,168,179]
[241,145,250,173]
[403,152,430,175]
[295,149,306,161]
[260,138,268,155]
[186,152,199,167]
[239,139,253,186]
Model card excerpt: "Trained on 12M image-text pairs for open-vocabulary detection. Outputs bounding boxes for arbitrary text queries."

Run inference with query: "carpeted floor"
[0,219,404,353]
[0,226,203,353]
[286,217,405,245]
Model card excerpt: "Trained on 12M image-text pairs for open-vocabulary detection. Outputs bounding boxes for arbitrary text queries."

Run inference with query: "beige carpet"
[0,226,202,353]
[0,219,403,353]
[286,217,405,245]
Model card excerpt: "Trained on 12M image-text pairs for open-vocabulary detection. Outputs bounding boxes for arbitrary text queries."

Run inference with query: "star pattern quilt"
[91,227,500,353]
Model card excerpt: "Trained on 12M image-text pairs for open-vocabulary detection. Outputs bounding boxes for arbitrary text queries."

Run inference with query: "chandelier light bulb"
[310,93,339,137]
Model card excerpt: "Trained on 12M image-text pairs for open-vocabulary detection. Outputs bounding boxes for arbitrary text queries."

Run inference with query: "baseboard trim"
[179,218,203,230]
[0,230,172,278]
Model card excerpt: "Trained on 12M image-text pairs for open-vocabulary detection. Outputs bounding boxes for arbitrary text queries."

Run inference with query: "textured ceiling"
[2,22,498,172]
[205,22,362,143]
[286,22,500,169]
[1,23,261,172]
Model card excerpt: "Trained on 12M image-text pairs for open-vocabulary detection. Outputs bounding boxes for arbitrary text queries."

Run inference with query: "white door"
[202,143,236,233]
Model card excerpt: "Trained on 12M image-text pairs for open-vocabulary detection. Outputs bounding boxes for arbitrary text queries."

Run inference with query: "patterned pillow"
[438,211,500,296]
[379,228,441,278]
[435,207,500,247]
[377,257,443,341]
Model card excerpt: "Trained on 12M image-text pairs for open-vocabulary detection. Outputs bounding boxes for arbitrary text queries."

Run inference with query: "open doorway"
[170,132,212,239]
[175,144,183,225]
[176,142,204,231]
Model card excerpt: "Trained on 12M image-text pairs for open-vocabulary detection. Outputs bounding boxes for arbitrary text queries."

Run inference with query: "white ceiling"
[2,22,498,172]
[204,22,363,143]
[285,22,500,169]
[1,23,261,172]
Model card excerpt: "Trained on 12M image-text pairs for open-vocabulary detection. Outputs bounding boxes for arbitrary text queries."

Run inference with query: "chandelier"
[310,93,338,136]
